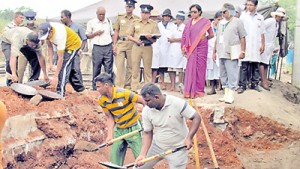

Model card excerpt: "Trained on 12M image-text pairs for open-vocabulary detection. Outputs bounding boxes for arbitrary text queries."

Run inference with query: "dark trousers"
[92,44,114,90]
[1,42,40,85]
[239,61,260,89]
[57,49,85,96]
[20,46,41,81]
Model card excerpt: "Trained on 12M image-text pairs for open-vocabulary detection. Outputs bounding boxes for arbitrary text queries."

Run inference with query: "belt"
[118,36,127,41]
[137,43,152,47]
[94,43,112,47]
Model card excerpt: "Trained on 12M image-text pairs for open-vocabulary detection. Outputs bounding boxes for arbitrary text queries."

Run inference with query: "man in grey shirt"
[213,3,247,104]
[134,83,201,169]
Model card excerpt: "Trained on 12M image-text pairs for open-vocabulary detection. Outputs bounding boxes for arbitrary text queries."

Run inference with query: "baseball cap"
[38,22,51,40]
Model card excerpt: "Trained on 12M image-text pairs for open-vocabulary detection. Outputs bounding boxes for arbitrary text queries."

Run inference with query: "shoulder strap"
[187,20,211,57]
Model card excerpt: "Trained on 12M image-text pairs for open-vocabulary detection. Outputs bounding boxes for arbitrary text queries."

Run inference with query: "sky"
[0,0,101,18]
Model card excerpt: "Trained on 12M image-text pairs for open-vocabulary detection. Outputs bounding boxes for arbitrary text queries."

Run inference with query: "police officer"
[113,0,139,89]
[24,11,38,31]
[127,4,160,92]
[17,11,41,83]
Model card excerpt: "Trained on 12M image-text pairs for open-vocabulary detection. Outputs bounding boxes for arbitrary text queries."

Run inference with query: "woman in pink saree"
[181,4,214,98]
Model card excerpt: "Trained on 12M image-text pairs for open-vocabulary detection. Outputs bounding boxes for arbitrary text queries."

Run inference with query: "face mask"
[229,9,236,17]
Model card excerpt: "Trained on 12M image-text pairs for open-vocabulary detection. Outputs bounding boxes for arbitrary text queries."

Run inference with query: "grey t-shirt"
[142,95,196,150]
[69,22,87,41]
[216,17,247,59]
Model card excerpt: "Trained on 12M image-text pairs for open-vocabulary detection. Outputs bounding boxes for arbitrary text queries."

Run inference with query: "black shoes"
[237,87,245,94]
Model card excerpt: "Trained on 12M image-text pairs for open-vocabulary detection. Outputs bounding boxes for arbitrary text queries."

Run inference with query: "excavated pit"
[1,86,300,169]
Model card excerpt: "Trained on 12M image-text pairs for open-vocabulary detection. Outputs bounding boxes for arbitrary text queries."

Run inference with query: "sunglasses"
[222,10,227,14]
[190,11,198,14]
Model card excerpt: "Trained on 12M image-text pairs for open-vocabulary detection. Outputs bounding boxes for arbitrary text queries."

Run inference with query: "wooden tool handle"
[194,103,219,168]
[189,99,201,169]
[110,129,142,143]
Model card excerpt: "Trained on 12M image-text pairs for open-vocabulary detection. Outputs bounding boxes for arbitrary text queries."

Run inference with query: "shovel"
[99,146,187,169]
[74,128,143,152]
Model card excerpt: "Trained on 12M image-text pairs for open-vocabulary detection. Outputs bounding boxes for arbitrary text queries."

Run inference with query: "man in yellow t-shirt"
[96,72,144,167]
[38,22,85,96]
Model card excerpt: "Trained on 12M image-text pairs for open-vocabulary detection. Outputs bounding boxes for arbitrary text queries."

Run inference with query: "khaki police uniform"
[18,24,39,83]
[127,19,160,91]
[114,14,140,89]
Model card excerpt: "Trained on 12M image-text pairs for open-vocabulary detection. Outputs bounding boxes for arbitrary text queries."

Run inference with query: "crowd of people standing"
[1,0,287,101]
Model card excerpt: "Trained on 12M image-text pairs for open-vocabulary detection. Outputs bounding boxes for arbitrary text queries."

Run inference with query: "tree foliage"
[259,0,297,40]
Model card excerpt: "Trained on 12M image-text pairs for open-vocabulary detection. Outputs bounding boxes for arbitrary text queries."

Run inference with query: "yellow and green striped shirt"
[98,87,140,129]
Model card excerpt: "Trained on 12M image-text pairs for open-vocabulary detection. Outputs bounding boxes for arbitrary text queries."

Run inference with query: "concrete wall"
[292,0,300,88]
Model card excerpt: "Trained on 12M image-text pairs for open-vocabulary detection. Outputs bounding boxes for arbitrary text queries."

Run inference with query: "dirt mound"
[1,86,300,169]
[280,83,300,104]
[190,107,300,169]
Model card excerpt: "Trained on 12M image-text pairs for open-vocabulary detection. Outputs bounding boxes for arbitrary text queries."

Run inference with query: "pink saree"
[181,18,212,98]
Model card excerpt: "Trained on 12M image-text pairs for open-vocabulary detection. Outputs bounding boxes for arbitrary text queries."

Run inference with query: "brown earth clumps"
[1,86,299,169]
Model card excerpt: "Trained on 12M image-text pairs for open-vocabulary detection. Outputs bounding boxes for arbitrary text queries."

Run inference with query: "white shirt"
[158,21,176,67]
[240,11,265,62]
[260,17,278,64]
[86,17,114,46]
[167,23,186,69]
[264,17,278,46]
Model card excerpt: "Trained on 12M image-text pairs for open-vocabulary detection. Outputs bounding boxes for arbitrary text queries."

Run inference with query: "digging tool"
[189,99,201,169]
[99,146,187,169]
[193,101,220,169]
[74,128,143,152]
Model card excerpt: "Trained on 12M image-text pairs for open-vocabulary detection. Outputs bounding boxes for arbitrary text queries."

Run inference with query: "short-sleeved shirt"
[3,21,18,32]
[48,22,81,52]
[1,27,42,57]
[264,18,277,46]
[26,24,38,32]
[127,19,160,46]
[86,18,114,46]
[240,11,265,62]
[114,13,140,50]
[69,22,87,41]
[216,17,247,59]
[142,95,196,150]
[98,87,140,129]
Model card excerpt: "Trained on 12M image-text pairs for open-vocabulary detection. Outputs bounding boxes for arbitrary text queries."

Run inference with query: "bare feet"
[160,83,166,90]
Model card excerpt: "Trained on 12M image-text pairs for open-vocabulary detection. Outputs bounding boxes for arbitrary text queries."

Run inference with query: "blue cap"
[38,22,51,40]
[140,4,153,13]
[176,11,185,20]
[125,0,137,7]
[24,11,37,21]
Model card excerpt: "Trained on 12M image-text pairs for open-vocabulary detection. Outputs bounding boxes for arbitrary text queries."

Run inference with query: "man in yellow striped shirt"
[38,22,85,96]
[96,72,144,167]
